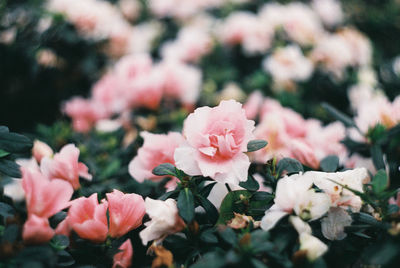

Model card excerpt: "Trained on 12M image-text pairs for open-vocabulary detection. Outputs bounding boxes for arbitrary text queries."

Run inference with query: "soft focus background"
[1,0,400,131]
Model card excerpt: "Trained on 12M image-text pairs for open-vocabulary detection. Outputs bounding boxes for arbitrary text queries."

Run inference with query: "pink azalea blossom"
[67,193,108,243]
[129,131,185,188]
[63,97,108,133]
[174,100,255,184]
[161,26,213,63]
[22,168,73,218]
[23,215,55,244]
[107,189,145,238]
[113,239,133,268]
[40,144,92,190]
[155,60,202,106]
[243,91,263,120]
[32,140,53,163]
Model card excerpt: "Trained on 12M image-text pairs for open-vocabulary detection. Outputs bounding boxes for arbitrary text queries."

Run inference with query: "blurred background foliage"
[0,0,400,131]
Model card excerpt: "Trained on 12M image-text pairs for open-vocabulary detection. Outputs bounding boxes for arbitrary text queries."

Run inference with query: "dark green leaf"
[320,155,339,172]
[322,102,357,128]
[277,158,303,174]
[239,175,259,191]
[371,169,388,194]
[247,140,268,152]
[0,132,33,153]
[200,229,218,244]
[251,192,274,202]
[152,163,178,177]
[370,145,385,170]
[50,235,70,250]
[198,182,217,197]
[177,188,195,223]
[159,190,179,201]
[0,158,21,178]
[57,250,75,267]
[0,126,9,133]
[3,224,19,243]
[197,195,218,224]
[217,190,252,224]
[387,204,399,214]
[0,202,15,219]
[219,227,237,246]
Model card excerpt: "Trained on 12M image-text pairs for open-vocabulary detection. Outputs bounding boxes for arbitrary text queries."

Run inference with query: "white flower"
[260,174,330,230]
[139,198,185,245]
[299,233,328,261]
[321,207,352,240]
[263,45,314,83]
[289,216,312,235]
[312,0,343,27]
[309,168,370,212]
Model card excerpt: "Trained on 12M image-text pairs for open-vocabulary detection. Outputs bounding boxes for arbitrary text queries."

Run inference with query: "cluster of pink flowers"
[64,53,202,132]
[21,143,91,244]
[243,92,347,169]
[17,142,146,267]
[214,1,371,88]
[46,0,161,58]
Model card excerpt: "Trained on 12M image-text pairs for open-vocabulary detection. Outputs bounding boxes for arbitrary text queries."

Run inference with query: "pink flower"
[32,140,53,163]
[23,215,55,244]
[113,239,133,268]
[115,54,163,110]
[129,132,185,187]
[107,189,145,238]
[63,97,108,133]
[156,61,202,106]
[22,168,73,218]
[289,139,320,169]
[161,26,212,63]
[243,91,263,120]
[67,193,108,243]
[92,74,127,115]
[174,100,255,184]
[40,144,92,190]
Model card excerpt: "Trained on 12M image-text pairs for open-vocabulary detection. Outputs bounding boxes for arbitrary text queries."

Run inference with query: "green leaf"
[217,190,252,224]
[0,126,9,133]
[200,229,218,244]
[177,188,195,223]
[320,155,339,172]
[57,250,75,267]
[0,132,33,153]
[152,163,178,177]
[0,149,9,158]
[372,169,388,194]
[159,190,179,201]
[251,192,274,202]
[0,202,15,219]
[239,175,260,191]
[219,227,237,246]
[197,195,218,224]
[322,102,357,129]
[0,158,21,178]
[277,157,303,175]
[50,235,70,250]
[370,145,385,170]
[247,140,268,152]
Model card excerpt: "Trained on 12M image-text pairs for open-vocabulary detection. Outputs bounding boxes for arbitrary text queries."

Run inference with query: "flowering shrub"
[1,0,400,267]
